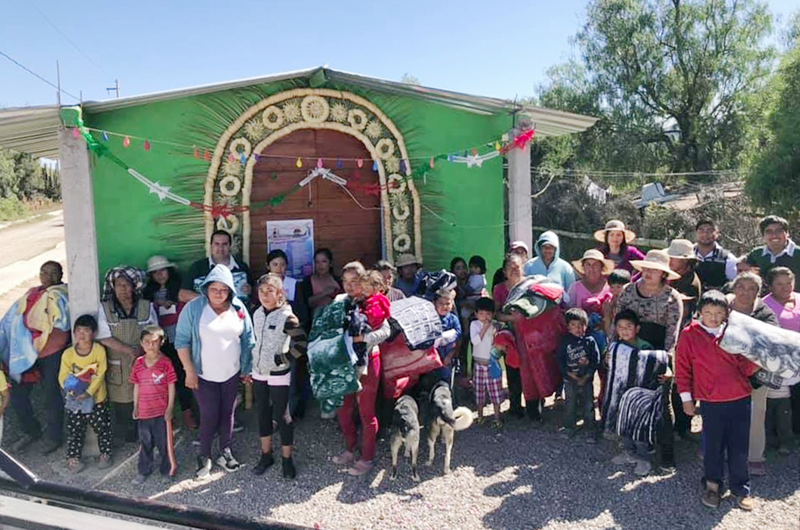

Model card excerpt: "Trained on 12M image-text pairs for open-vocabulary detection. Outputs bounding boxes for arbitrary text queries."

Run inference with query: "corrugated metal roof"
[1,66,597,158]
[0,105,61,159]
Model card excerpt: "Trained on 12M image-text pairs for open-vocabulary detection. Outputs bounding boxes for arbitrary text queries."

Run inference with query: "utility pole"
[56,60,61,106]
[106,79,120,98]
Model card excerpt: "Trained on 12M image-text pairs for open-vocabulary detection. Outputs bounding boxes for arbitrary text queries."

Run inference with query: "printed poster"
[267,219,314,279]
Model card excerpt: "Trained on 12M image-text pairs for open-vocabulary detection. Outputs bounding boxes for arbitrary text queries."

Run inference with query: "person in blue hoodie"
[175,264,256,480]
[524,231,577,295]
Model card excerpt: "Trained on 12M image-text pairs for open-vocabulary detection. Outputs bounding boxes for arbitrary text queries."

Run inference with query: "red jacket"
[675,321,759,403]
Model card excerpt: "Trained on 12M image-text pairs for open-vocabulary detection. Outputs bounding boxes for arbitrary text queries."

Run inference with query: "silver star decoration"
[148,181,171,201]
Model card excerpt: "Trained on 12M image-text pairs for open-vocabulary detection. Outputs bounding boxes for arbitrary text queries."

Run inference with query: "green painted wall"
[84,77,511,281]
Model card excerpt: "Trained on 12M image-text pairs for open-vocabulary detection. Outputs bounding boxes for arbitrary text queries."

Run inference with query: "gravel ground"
[5,394,800,530]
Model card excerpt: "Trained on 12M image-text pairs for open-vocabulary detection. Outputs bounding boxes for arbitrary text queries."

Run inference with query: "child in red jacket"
[676,290,760,511]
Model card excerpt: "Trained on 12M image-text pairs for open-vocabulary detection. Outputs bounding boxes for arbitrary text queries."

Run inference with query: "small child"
[464,256,487,305]
[130,325,178,484]
[557,308,600,440]
[348,270,391,372]
[434,289,462,388]
[470,297,503,427]
[59,314,113,473]
[765,374,799,456]
[676,290,759,511]
[608,309,663,476]
[603,269,631,338]
[0,369,8,446]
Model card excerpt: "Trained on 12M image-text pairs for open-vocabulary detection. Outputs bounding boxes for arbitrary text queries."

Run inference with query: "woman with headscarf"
[96,266,158,443]
[616,249,684,470]
[594,220,646,273]
[175,264,255,480]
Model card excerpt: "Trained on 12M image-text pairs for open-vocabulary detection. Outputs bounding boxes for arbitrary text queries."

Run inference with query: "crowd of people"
[1,215,799,512]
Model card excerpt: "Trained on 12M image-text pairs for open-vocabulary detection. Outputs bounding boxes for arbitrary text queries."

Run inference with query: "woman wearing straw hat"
[594,220,646,273]
[616,249,684,470]
[568,250,614,314]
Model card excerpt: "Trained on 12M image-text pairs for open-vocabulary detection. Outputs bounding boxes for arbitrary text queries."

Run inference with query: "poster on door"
[266,219,315,279]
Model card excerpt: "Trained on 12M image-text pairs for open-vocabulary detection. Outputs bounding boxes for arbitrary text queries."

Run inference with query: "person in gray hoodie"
[175,264,255,480]
[523,231,577,294]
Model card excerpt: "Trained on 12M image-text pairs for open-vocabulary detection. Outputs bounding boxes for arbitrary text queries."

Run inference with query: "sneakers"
[251,452,275,475]
[749,461,767,476]
[634,459,652,476]
[737,495,755,511]
[216,448,242,472]
[195,456,213,480]
[332,450,356,465]
[611,453,637,465]
[282,456,296,479]
[702,481,720,509]
[131,474,148,485]
[97,454,113,470]
[347,460,373,476]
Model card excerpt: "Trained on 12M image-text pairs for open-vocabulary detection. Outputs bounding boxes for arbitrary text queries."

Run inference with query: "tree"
[400,73,421,85]
[746,38,800,220]
[572,0,774,175]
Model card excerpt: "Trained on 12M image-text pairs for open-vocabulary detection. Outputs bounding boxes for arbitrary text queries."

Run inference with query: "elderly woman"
[727,271,779,477]
[568,250,613,311]
[594,220,646,273]
[493,253,526,418]
[329,261,391,476]
[2,261,70,455]
[175,264,255,480]
[96,266,158,443]
[616,249,684,469]
[762,267,800,440]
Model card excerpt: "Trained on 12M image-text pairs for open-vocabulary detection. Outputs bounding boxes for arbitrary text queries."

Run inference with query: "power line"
[0,49,80,101]
[30,2,113,78]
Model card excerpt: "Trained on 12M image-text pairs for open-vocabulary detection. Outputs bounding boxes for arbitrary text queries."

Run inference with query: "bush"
[0,195,28,221]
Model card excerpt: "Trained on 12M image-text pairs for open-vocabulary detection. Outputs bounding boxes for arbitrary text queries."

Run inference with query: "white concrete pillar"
[58,129,100,325]
[506,126,533,251]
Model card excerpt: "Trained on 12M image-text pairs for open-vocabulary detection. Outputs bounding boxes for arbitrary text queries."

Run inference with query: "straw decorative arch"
[205,88,422,263]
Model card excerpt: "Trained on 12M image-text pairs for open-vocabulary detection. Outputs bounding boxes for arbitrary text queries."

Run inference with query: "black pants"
[137,417,176,476]
[790,383,800,435]
[254,380,293,447]
[671,382,691,436]
[112,402,136,441]
[11,352,64,443]
[506,366,523,414]
[66,402,112,459]
[657,382,676,466]
[162,341,194,413]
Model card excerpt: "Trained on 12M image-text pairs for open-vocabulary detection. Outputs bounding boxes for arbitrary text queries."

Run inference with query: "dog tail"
[452,407,474,431]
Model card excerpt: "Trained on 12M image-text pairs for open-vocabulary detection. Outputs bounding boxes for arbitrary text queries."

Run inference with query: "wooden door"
[249,129,381,278]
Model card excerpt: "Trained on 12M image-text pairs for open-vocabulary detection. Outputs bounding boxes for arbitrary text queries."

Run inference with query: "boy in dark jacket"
[558,309,600,440]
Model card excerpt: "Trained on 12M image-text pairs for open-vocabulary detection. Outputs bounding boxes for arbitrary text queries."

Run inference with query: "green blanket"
[308,298,359,414]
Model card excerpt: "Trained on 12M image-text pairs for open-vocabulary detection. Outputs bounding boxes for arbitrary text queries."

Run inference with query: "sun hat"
[665,239,699,261]
[509,240,530,254]
[630,249,681,281]
[394,253,422,268]
[146,255,176,273]
[593,220,637,244]
[571,249,615,276]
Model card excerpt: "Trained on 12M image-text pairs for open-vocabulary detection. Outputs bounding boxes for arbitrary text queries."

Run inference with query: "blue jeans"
[702,397,751,497]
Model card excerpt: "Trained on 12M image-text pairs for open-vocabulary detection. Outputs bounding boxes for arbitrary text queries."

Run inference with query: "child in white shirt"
[470,297,502,427]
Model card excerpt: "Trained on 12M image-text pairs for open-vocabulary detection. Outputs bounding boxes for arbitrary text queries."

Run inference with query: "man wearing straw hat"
[666,239,703,322]
[394,254,425,298]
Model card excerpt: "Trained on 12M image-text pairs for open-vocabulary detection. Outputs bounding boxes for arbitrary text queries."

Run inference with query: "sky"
[1,0,798,108]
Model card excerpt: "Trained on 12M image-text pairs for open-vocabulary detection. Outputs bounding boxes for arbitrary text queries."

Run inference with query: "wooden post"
[506,123,533,251]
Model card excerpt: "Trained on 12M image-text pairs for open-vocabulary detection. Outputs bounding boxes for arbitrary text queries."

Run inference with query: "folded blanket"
[511,307,565,401]
[601,342,669,433]
[617,387,663,445]
[389,296,442,350]
[504,276,564,310]
[720,310,800,379]
[381,335,443,383]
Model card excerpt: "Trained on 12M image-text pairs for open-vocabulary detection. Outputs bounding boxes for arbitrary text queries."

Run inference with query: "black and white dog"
[389,395,421,481]
[425,380,473,475]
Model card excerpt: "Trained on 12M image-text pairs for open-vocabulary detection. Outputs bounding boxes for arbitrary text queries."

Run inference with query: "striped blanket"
[602,342,669,444]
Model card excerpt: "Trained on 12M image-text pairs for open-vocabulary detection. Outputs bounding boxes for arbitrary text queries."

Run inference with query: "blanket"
[389,296,442,350]
[308,297,359,414]
[720,310,800,379]
[511,307,565,401]
[601,342,669,437]
[381,335,443,398]
[503,276,562,318]
[617,387,663,445]
[0,284,70,382]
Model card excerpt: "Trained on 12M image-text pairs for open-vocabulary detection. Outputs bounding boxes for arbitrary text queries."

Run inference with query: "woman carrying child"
[249,273,307,479]
[676,290,759,511]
